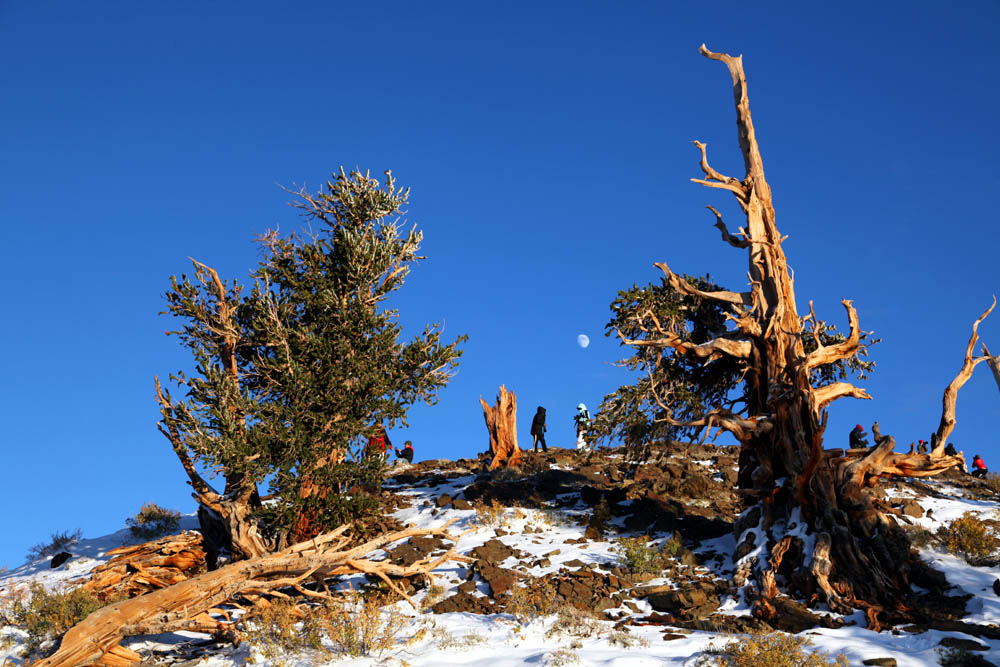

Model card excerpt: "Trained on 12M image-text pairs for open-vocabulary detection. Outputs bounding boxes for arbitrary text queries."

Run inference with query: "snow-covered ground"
[2,471,1000,666]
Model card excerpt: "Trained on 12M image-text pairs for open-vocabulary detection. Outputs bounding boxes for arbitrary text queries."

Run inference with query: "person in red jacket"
[365,424,392,461]
[971,455,989,478]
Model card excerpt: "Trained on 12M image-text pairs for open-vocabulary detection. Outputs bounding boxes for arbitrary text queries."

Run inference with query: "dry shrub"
[429,623,486,650]
[474,498,507,529]
[538,506,574,528]
[608,627,648,648]
[8,583,110,659]
[545,648,581,666]
[700,631,848,667]
[420,583,446,611]
[321,589,406,657]
[126,502,181,540]
[904,525,935,550]
[938,512,1000,565]
[937,646,992,666]
[545,606,602,639]
[614,535,681,576]
[981,473,1000,496]
[241,599,323,663]
[506,580,557,623]
[25,529,81,562]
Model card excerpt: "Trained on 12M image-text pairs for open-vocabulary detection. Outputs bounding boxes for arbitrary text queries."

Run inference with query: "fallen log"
[36,521,469,667]
[83,531,206,601]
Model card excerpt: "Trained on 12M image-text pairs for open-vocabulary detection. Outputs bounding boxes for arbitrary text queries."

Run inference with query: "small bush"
[938,512,1000,565]
[473,498,507,529]
[545,648,580,666]
[9,583,108,658]
[241,599,324,663]
[981,473,1000,496]
[608,627,648,648]
[904,525,936,550]
[429,624,486,650]
[321,590,405,657]
[938,646,991,666]
[545,606,602,639]
[420,584,446,611]
[506,580,557,624]
[126,502,181,540]
[700,631,848,667]
[614,535,682,576]
[25,529,81,562]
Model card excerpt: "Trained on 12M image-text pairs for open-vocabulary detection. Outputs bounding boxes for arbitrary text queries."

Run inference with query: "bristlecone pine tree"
[619,45,996,628]
[155,168,466,564]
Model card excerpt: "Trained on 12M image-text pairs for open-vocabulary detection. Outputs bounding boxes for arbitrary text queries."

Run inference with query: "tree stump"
[480,385,522,469]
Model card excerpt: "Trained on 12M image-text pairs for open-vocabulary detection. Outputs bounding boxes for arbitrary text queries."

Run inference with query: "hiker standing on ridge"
[530,406,548,452]
[574,403,591,451]
[945,442,958,457]
[366,424,392,461]
[971,455,989,478]
[849,424,869,449]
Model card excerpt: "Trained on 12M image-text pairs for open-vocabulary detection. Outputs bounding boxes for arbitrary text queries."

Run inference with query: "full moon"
[577,334,590,349]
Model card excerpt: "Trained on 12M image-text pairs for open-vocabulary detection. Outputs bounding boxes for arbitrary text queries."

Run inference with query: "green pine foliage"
[592,274,877,450]
[158,168,465,544]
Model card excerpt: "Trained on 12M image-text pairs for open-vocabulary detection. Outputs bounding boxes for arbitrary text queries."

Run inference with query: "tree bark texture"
[480,385,522,469]
[37,522,469,667]
[625,45,995,628]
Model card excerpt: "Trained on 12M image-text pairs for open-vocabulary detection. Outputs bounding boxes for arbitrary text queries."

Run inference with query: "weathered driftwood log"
[480,385,522,469]
[982,342,1000,397]
[83,532,206,601]
[36,521,469,667]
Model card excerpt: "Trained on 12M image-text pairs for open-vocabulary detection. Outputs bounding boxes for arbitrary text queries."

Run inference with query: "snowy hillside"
[3,446,1000,666]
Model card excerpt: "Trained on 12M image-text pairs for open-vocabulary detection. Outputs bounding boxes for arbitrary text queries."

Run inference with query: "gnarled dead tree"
[622,44,995,627]
[36,522,469,667]
[480,385,522,469]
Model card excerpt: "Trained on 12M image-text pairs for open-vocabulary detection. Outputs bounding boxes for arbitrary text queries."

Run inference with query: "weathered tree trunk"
[480,385,522,469]
[37,522,469,667]
[625,45,995,628]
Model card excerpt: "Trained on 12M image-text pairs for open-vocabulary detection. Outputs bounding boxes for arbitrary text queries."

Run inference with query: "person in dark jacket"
[971,455,989,478]
[945,442,958,457]
[395,440,414,463]
[917,440,929,455]
[530,406,548,452]
[849,424,869,449]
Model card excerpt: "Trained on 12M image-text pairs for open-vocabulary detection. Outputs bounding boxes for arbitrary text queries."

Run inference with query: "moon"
[577,334,590,349]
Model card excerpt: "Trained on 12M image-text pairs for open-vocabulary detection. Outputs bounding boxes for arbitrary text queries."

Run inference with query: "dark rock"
[563,559,587,569]
[662,633,688,641]
[939,637,988,651]
[734,505,762,537]
[452,498,473,510]
[647,587,720,620]
[478,562,517,597]
[900,499,923,518]
[431,591,491,614]
[50,552,72,568]
[584,522,602,540]
[862,660,897,667]
[767,596,828,633]
[993,578,1000,596]
[472,539,514,565]
[435,494,453,508]
[457,580,477,594]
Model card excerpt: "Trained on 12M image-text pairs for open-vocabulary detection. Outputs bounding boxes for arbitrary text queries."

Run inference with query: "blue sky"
[1,2,997,567]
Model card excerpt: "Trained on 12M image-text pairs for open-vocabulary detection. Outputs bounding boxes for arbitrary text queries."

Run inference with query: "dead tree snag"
[620,44,994,627]
[480,385,522,469]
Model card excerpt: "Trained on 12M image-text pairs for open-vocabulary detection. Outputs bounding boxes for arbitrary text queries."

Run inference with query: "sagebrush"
[25,529,81,562]
[126,502,181,540]
[614,535,682,575]
[8,583,110,659]
[938,512,999,565]
[699,631,848,667]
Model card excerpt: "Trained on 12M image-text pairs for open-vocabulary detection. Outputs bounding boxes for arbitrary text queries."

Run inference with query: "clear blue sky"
[2,2,998,567]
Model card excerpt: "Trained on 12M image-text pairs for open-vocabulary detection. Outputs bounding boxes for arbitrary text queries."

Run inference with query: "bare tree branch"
[802,300,861,372]
[654,261,751,305]
[706,205,750,249]
[812,382,872,411]
[933,297,996,454]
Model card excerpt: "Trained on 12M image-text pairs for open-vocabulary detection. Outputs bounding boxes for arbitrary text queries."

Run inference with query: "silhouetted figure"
[971,455,989,478]
[907,442,916,454]
[849,424,869,449]
[945,442,958,457]
[530,406,548,452]
[575,403,591,451]
[917,440,929,455]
